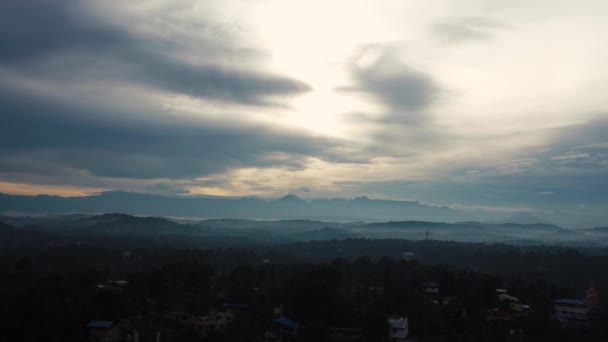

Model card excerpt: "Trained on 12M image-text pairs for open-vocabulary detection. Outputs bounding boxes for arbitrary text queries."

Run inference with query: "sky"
[1,0,608,217]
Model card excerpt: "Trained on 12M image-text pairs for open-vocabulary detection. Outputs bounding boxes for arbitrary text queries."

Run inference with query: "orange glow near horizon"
[0,181,105,197]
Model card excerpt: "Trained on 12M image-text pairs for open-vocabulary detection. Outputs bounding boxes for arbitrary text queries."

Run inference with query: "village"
[84,277,601,342]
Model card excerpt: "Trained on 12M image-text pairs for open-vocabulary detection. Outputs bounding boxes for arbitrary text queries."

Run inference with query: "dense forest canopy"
[1,214,608,341]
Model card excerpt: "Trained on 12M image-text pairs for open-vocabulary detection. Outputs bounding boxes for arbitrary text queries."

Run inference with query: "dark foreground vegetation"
[1,236,608,342]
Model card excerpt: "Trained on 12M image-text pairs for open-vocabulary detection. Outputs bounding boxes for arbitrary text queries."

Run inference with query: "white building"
[402,252,415,261]
[498,293,523,312]
[554,299,592,321]
[167,311,235,336]
[421,281,440,295]
[496,289,530,316]
[388,316,408,342]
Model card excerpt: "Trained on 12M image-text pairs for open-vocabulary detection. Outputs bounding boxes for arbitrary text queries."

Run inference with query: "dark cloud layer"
[342,46,439,116]
[0,85,340,179]
[338,45,446,160]
[0,0,310,105]
[0,0,332,186]
[346,118,608,215]
[352,60,436,114]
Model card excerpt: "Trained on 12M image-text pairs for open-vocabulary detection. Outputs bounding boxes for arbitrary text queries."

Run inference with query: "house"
[387,316,408,342]
[585,283,600,306]
[273,316,300,331]
[86,321,121,342]
[488,289,530,320]
[126,315,175,342]
[94,280,129,291]
[273,304,284,316]
[222,303,251,328]
[554,299,592,321]
[265,316,300,342]
[167,311,235,337]
[553,285,599,322]
[421,281,440,295]
[328,327,363,341]
[195,311,235,333]
[498,293,523,312]
[495,290,530,317]
[402,252,415,261]
[166,312,190,323]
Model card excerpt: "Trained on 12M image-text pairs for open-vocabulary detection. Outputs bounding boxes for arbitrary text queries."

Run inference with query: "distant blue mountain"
[2,212,606,247]
[587,226,608,232]
[503,212,553,225]
[0,191,467,222]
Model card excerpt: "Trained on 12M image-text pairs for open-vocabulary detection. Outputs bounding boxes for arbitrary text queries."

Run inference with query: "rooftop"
[555,299,589,306]
[86,321,115,329]
[274,316,300,330]
[421,281,440,287]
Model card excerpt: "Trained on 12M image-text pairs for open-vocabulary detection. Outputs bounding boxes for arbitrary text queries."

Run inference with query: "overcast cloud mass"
[1,0,608,224]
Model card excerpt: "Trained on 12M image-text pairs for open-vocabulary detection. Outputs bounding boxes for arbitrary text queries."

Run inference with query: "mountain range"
[0,191,468,222]
[2,191,607,228]
[3,212,608,248]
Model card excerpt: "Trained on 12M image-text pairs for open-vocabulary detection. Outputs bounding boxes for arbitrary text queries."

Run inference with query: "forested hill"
[3,213,608,247]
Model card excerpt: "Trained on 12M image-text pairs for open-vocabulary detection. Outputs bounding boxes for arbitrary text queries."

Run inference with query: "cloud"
[432,17,504,44]
[310,117,608,214]
[0,84,343,181]
[335,44,448,163]
[0,0,333,192]
[542,120,608,170]
[0,0,310,106]
[1,0,607,223]
[341,45,439,115]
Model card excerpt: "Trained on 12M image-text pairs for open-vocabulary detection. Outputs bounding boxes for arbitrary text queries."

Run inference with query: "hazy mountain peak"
[80,213,133,222]
[275,194,307,203]
[503,212,552,225]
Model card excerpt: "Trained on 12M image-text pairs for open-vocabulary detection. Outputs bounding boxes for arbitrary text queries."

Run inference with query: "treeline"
[1,241,608,341]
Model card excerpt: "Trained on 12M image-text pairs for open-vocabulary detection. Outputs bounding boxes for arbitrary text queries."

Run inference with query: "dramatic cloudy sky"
[2,0,608,215]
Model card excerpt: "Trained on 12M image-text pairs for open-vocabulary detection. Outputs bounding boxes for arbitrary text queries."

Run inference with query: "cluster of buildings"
[554,284,600,322]
[85,319,173,342]
[487,288,531,320]
[94,279,129,291]
[86,321,124,342]
[85,303,247,342]
[166,310,236,336]
[388,316,409,342]
[486,284,601,323]
[85,279,600,342]
[262,315,409,342]
[264,315,300,342]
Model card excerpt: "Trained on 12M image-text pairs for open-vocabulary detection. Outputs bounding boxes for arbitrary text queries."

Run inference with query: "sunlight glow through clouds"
[2,0,608,212]
[252,0,394,137]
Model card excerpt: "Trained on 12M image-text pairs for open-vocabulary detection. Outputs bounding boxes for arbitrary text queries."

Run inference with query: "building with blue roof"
[86,320,121,342]
[554,298,592,321]
[273,316,300,330]
[265,316,300,341]
[86,320,115,329]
